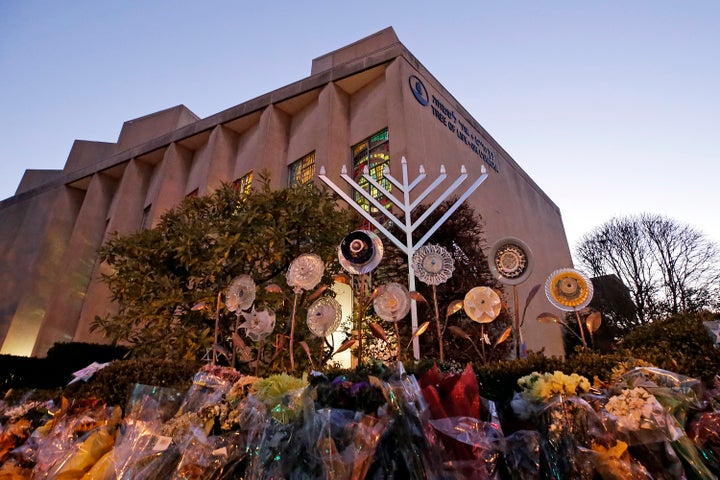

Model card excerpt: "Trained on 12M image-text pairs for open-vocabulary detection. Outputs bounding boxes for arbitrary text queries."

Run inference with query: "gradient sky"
[1,1,718,259]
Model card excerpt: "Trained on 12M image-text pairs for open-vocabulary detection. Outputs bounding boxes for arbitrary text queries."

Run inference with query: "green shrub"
[620,313,720,383]
[64,358,199,407]
[473,352,566,404]
[1,342,128,392]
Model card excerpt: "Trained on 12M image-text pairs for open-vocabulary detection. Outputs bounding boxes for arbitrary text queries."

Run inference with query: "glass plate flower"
[545,268,594,311]
[306,296,342,337]
[412,244,454,285]
[487,237,533,285]
[463,286,501,323]
[286,253,325,292]
[373,282,411,322]
[239,307,276,342]
[338,230,384,275]
[225,275,257,312]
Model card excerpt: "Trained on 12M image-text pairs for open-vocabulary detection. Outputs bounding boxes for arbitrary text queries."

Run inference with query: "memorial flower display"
[4,226,720,479]
[4,360,720,479]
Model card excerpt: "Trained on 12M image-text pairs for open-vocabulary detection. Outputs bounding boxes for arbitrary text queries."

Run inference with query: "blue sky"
[1,1,719,255]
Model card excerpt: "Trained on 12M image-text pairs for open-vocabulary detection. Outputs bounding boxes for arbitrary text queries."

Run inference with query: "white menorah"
[319,157,488,359]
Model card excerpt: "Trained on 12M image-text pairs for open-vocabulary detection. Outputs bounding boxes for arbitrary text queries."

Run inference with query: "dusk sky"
[1,1,718,258]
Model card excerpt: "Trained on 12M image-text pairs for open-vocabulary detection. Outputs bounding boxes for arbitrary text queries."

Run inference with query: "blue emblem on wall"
[408,75,429,106]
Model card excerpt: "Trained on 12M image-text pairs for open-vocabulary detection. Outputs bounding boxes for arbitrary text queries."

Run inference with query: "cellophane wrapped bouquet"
[603,367,716,479]
[419,363,504,479]
[510,371,597,479]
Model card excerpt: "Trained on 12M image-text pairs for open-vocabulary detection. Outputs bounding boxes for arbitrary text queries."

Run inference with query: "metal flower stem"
[356,274,366,364]
[256,339,264,376]
[480,325,487,362]
[319,157,488,359]
[231,311,239,369]
[432,285,444,362]
[289,289,301,371]
[213,291,221,366]
[573,309,588,348]
[394,321,402,360]
[512,286,520,359]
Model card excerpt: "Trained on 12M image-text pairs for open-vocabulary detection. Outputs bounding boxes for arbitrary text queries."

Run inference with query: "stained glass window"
[352,129,390,215]
[233,170,253,196]
[288,152,316,187]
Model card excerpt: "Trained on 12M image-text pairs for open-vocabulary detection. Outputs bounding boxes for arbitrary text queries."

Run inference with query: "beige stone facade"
[0,27,570,358]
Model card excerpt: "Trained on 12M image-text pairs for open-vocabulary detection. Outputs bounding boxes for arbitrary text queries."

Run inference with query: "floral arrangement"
[516,370,591,403]
[6,361,720,479]
[605,386,677,438]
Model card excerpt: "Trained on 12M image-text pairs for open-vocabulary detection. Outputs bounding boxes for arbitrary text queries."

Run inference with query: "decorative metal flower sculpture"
[487,237,533,286]
[412,244,454,285]
[306,296,342,337]
[463,286,502,362]
[545,268,594,311]
[239,307,276,342]
[487,237,534,359]
[286,253,325,371]
[338,230,384,275]
[225,275,257,312]
[411,243,455,361]
[287,253,325,292]
[373,282,411,322]
[463,287,502,324]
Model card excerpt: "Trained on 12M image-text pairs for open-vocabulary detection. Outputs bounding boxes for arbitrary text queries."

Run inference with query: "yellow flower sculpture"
[545,268,594,311]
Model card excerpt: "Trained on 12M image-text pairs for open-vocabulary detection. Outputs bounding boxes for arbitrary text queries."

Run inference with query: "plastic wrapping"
[364,363,447,480]
[429,416,504,480]
[535,395,597,479]
[305,408,389,480]
[418,363,483,420]
[610,371,716,479]
[178,371,234,415]
[589,440,654,479]
[112,384,184,480]
[688,410,720,475]
[26,398,110,479]
[619,367,707,428]
[504,430,540,480]
[45,406,122,480]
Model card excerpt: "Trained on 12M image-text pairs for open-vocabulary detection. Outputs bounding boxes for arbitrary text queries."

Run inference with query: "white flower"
[239,307,276,342]
[605,387,669,434]
[373,283,411,322]
[226,275,256,312]
[412,244,454,285]
[463,286,501,323]
[286,254,325,292]
[306,296,342,337]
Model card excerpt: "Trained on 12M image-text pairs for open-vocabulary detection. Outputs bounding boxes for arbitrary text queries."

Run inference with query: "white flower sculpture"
[239,307,276,342]
[373,283,411,322]
[412,244,454,286]
[225,275,257,313]
[463,286,502,323]
[306,296,342,337]
[286,253,325,292]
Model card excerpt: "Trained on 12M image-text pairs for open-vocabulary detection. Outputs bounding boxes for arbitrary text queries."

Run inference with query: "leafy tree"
[371,200,513,364]
[92,176,356,368]
[576,213,720,326]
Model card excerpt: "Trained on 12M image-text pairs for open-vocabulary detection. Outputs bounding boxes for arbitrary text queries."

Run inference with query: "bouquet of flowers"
[419,363,503,479]
[364,363,447,480]
[611,368,716,479]
[512,371,596,479]
[688,410,720,475]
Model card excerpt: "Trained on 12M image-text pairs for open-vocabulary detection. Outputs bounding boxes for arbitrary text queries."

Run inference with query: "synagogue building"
[0,28,572,357]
